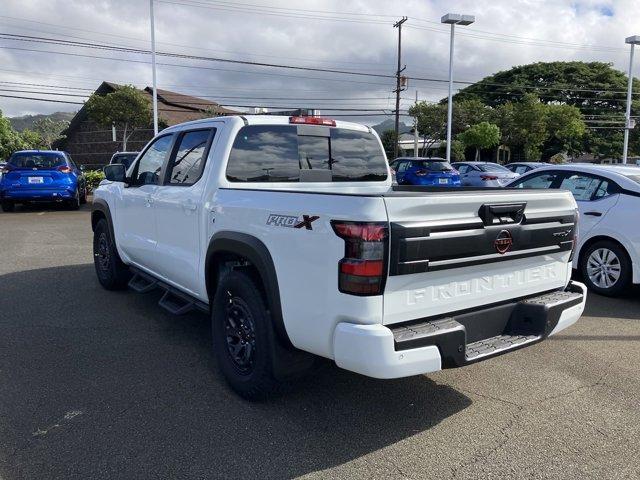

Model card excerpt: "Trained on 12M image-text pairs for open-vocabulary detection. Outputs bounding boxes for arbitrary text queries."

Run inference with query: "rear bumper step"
[389,283,585,367]
[333,282,586,379]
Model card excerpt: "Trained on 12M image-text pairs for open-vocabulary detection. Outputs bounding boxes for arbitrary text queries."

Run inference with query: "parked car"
[93,115,585,399]
[507,164,640,296]
[109,151,139,170]
[389,157,461,187]
[451,162,519,187]
[505,162,549,175]
[0,150,87,212]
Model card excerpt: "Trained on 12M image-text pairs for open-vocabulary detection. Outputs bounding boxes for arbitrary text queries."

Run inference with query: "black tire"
[1,201,14,212]
[580,240,632,297]
[211,270,285,400]
[93,218,131,290]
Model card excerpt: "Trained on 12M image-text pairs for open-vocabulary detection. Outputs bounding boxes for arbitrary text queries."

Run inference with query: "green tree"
[85,85,151,151]
[380,129,398,160]
[453,61,640,159]
[458,122,501,161]
[494,94,548,160]
[0,110,24,159]
[408,102,447,156]
[32,117,69,149]
[19,129,47,150]
[544,103,586,158]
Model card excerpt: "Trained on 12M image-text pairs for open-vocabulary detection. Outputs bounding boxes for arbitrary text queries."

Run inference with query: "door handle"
[584,211,602,217]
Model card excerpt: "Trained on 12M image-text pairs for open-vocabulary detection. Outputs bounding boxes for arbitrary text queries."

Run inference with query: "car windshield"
[478,163,510,173]
[415,160,453,172]
[8,153,66,169]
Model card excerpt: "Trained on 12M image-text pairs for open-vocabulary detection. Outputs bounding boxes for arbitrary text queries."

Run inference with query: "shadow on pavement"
[0,264,470,479]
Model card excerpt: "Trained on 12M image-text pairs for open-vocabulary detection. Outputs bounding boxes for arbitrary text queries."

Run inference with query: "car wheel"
[580,240,632,297]
[93,218,131,290]
[1,201,15,212]
[211,270,285,400]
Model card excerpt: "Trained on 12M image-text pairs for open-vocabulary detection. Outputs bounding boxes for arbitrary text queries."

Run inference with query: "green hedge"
[84,169,106,193]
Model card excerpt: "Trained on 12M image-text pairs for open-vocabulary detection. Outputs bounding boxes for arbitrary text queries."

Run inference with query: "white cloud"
[0,0,638,123]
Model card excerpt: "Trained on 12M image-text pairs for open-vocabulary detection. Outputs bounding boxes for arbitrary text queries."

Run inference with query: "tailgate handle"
[479,203,526,226]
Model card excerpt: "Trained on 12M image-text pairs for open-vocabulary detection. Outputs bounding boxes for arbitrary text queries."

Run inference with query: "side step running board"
[128,267,209,316]
[128,271,158,293]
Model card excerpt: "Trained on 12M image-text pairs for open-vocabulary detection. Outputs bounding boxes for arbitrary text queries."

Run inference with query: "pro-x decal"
[266,214,320,230]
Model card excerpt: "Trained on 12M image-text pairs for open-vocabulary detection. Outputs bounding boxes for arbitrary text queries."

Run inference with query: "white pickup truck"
[93,115,587,399]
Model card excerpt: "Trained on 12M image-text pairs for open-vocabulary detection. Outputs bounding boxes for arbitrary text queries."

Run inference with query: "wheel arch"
[91,198,115,237]
[205,231,291,347]
[578,235,632,269]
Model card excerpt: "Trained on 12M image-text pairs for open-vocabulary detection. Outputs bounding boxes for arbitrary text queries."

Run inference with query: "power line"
[2,33,638,99]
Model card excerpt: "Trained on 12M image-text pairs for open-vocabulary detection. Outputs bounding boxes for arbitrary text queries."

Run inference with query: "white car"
[508,164,640,296]
[92,115,586,398]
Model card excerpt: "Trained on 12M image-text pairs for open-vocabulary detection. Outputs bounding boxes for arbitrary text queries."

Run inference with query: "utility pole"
[413,90,419,157]
[393,16,408,160]
[150,0,159,136]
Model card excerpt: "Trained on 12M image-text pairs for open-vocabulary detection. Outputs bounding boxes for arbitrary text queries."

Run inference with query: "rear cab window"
[8,152,66,169]
[226,125,388,182]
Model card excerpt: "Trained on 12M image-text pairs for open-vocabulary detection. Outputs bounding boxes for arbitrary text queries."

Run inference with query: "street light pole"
[441,13,475,163]
[150,0,159,136]
[623,35,640,164]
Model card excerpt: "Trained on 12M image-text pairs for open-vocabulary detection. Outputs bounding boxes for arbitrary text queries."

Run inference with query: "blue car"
[0,150,87,212]
[391,157,461,187]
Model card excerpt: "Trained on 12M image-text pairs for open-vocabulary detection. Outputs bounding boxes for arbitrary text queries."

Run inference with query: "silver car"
[505,162,549,175]
[451,162,519,187]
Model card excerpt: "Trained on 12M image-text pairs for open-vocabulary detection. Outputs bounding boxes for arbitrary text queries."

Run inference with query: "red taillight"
[481,175,498,181]
[57,165,73,173]
[289,116,336,127]
[332,221,388,296]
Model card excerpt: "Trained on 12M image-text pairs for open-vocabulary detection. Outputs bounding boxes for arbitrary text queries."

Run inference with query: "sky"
[0,0,639,125]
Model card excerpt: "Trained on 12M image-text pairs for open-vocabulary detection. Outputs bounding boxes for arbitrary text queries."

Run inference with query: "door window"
[456,164,469,174]
[514,166,529,175]
[165,129,214,185]
[559,174,603,201]
[132,135,173,186]
[511,171,561,189]
[397,161,409,173]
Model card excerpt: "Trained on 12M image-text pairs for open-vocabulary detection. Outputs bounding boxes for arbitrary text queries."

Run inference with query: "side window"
[512,172,561,189]
[559,174,604,201]
[457,165,469,174]
[133,135,173,186]
[397,161,409,173]
[593,179,619,199]
[515,166,528,175]
[226,125,300,182]
[165,129,214,185]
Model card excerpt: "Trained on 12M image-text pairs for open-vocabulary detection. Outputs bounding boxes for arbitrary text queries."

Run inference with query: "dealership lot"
[1,206,639,480]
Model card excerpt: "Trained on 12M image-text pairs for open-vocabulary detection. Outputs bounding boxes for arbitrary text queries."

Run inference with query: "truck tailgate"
[382,189,577,325]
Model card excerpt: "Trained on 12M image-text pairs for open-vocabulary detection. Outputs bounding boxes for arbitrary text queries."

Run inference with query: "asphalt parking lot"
[0,204,639,480]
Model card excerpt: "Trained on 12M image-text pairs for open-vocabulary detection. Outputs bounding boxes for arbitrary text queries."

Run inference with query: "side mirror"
[103,164,127,183]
